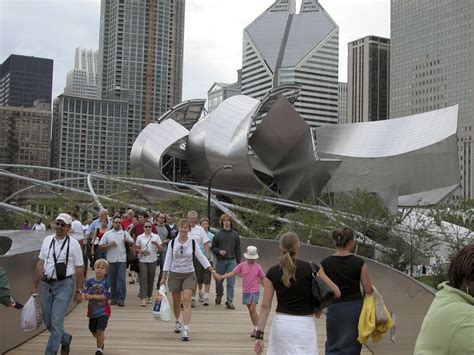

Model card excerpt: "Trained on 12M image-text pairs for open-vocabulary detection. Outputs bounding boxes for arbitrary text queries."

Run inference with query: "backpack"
[171,238,196,262]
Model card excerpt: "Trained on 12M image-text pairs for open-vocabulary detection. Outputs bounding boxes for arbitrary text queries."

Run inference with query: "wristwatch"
[75,289,82,294]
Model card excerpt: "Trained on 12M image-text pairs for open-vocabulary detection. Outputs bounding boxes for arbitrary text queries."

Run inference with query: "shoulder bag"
[310,262,335,311]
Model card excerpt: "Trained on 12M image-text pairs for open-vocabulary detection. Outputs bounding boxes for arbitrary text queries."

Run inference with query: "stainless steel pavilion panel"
[187,95,265,190]
[130,119,189,179]
[249,95,341,199]
[316,105,460,197]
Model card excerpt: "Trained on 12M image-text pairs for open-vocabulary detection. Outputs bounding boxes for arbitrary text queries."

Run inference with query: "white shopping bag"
[21,295,42,331]
[158,285,171,322]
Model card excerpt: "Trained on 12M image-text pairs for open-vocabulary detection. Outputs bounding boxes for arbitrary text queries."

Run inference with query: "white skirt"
[267,313,318,355]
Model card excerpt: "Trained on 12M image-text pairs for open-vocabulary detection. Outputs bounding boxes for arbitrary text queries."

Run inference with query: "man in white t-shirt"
[31,213,84,355]
[70,212,83,235]
[187,211,210,307]
[99,216,134,306]
[31,217,46,231]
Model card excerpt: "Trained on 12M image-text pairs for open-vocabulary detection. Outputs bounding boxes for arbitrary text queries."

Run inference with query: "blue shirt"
[84,277,111,318]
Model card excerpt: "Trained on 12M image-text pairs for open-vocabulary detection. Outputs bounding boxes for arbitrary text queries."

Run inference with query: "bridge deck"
[7,275,372,354]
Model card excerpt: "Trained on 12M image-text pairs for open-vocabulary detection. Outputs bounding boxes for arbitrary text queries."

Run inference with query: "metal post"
[207,165,233,222]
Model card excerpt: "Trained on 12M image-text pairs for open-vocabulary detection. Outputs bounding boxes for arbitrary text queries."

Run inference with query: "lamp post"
[207,165,233,221]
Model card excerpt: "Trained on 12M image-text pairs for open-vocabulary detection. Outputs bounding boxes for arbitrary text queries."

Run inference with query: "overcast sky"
[0,0,390,101]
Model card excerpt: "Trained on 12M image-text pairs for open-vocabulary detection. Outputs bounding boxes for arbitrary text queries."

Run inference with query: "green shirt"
[414,282,474,355]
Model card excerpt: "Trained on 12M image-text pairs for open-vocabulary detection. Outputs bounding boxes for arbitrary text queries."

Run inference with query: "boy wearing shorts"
[83,259,111,355]
[216,246,265,337]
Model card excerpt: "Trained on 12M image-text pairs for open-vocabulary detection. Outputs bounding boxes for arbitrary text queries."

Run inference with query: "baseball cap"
[55,213,72,225]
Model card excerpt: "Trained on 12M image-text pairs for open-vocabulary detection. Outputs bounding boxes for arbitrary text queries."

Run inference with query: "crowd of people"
[11,206,472,355]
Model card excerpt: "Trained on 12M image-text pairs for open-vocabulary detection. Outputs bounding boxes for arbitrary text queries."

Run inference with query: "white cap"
[55,213,72,225]
[244,246,259,260]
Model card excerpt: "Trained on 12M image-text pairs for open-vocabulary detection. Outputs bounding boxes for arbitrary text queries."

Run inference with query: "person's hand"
[160,276,168,286]
[75,292,83,304]
[219,250,227,256]
[83,294,89,301]
[110,241,118,247]
[213,273,221,281]
[254,339,264,354]
[314,310,322,319]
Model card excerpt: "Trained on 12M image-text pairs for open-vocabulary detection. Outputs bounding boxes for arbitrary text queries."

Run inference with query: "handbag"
[310,262,335,311]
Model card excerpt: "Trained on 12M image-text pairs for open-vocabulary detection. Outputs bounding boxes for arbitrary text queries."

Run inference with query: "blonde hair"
[279,232,300,288]
[94,258,109,271]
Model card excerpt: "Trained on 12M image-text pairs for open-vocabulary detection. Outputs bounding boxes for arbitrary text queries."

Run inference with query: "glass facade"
[390,0,474,199]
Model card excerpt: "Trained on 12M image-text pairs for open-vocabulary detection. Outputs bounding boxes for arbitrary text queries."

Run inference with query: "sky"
[0,0,390,101]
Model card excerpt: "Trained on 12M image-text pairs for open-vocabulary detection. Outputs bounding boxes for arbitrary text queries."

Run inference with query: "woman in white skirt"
[254,232,340,355]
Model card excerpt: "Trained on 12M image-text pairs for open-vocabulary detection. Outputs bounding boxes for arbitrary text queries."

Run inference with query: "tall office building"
[51,95,133,190]
[390,0,474,199]
[347,36,390,123]
[241,0,339,129]
[0,55,53,108]
[98,0,185,138]
[338,82,347,124]
[0,101,51,199]
[64,47,99,99]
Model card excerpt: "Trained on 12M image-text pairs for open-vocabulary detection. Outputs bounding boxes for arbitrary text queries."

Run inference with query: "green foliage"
[157,194,206,221]
[285,197,335,247]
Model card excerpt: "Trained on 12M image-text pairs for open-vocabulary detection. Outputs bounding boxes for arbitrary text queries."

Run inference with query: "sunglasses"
[180,245,184,255]
[144,225,152,229]
[56,222,67,227]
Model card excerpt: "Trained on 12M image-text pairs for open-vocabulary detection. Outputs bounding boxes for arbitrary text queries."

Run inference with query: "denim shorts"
[242,292,259,305]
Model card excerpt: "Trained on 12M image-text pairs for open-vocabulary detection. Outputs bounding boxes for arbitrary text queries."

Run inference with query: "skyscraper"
[98,0,185,137]
[241,0,339,129]
[347,36,390,123]
[0,55,53,108]
[64,47,99,99]
[390,0,474,199]
[0,100,51,199]
[338,82,347,124]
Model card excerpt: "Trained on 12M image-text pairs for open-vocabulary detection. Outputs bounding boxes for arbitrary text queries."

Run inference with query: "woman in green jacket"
[414,244,474,354]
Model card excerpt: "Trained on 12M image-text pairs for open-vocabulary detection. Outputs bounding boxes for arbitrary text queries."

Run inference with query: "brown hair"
[448,244,474,290]
[219,213,234,228]
[332,227,354,248]
[279,232,300,288]
[199,217,210,224]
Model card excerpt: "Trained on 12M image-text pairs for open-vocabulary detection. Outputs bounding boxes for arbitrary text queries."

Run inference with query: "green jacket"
[414,282,474,355]
[0,267,12,306]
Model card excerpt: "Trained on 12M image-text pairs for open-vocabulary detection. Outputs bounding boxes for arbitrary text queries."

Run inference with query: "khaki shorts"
[168,271,197,293]
[194,259,211,285]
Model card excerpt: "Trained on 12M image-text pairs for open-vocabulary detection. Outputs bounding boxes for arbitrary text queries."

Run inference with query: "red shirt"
[122,217,133,230]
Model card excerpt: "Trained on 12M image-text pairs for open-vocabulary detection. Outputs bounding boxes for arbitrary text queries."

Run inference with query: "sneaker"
[250,329,256,338]
[191,298,196,308]
[60,334,72,355]
[95,351,103,355]
[118,301,125,307]
[198,292,204,302]
[203,296,209,306]
[174,321,182,333]
[110,299,117,306]
[140,299,147,307]
[215,295,222,305]
[147,297,153,304]
[181,328,190,341]
[225,301,235,310]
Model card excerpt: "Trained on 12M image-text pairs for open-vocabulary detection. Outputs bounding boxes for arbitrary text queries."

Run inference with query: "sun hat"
[55,213,72,225]
[244,246,259,260]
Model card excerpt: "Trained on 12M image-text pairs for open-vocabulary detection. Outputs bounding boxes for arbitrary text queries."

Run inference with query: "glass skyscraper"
[390,0,474,199]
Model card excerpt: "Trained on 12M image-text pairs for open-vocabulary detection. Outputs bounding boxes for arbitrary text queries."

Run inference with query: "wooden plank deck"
[7,272,372,355]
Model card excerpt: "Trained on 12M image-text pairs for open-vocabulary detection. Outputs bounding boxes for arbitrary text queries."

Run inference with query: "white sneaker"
[198,292,204,302]
[174,321,182,333]
[140,299,147,307]
[181,328,190,341]
[191,298,196,308]
[203,295,209,306]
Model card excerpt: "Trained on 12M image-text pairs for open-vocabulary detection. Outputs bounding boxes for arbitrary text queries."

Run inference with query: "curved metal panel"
[187,95,266,190]
[130,120,189,179]
[157,99,206,130]
[316,105,458,158]
[317,106,460,197]
[185,115,213,183]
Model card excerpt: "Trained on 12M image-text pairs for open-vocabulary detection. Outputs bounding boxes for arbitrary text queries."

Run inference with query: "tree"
[332,189,396,257]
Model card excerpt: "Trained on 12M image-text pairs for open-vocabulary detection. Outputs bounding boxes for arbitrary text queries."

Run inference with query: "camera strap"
[49,236,70,266]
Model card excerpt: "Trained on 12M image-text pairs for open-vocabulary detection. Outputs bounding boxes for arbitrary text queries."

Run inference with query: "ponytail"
[278,232,300,288]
